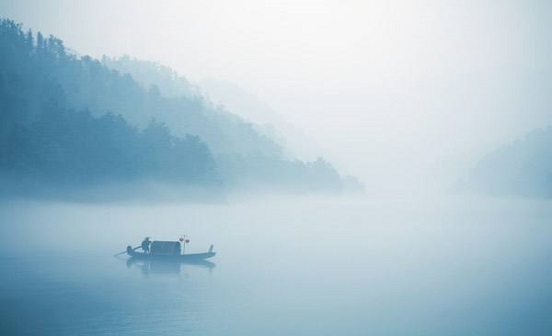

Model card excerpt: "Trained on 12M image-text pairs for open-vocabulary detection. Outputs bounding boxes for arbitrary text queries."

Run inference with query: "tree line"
[0,19,359,196]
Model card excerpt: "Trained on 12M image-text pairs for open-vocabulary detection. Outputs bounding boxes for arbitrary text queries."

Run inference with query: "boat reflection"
[126,257,216,275]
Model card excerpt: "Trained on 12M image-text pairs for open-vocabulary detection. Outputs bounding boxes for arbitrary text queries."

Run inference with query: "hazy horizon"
[1,0,551,194]
[1,3,551,334]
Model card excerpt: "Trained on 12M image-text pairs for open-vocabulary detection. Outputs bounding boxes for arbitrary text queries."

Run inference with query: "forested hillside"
[0,19,356,197]
[465,126,552,198]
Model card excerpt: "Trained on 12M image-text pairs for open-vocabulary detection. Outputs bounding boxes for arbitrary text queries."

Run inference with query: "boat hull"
[126,246,216,261]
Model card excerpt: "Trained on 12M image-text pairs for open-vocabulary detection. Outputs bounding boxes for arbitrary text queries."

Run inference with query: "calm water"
[0,195,551,335]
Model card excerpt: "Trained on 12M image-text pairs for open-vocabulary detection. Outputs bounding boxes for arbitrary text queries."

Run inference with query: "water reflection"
[2,198,551,336]
[125,257,216,276]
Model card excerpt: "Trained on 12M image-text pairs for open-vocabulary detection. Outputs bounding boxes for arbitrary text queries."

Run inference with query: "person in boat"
[141,237,151,254]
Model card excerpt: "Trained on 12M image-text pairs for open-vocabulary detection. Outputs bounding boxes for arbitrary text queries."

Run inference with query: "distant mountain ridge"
[464,126,552,198]
[0,19,362,198]
[197,77,324,162]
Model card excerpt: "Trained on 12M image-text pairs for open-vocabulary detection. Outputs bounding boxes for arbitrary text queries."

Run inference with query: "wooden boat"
[126,241,216,261]
[126,256,216,270]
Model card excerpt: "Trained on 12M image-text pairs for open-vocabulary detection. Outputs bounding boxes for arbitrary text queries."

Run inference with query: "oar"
[113,246,140,257]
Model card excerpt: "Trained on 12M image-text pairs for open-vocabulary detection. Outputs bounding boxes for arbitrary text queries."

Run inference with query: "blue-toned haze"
[0,1,551,336]
[2,0,551,192]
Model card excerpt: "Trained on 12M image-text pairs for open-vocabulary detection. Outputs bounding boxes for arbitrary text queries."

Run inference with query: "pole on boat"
[113,246,140,257]
[179,235,189,255]
[179,235,185,255]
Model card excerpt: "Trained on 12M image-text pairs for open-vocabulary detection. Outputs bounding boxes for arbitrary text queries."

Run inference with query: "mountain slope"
[0,19,355,196]
[465,126,552,198]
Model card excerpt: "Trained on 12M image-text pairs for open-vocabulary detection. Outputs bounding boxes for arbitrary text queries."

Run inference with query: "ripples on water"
[1,196,551,335]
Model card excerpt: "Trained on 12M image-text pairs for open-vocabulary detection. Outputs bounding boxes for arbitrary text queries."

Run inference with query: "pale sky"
[1,0,551,192]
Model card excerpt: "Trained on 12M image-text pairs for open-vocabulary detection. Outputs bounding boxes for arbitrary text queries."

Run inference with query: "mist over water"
[2,0,551,192]
[1,196,550,335]
[0,1,551,334]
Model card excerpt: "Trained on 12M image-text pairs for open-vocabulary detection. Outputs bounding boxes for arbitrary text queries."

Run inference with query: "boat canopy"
[151,241,181,256]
